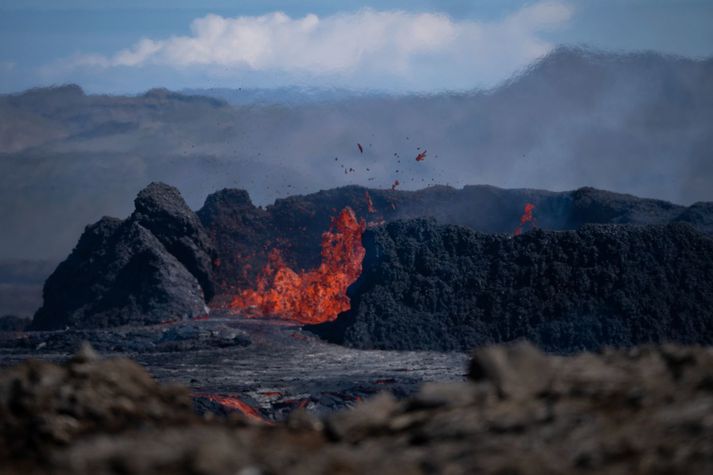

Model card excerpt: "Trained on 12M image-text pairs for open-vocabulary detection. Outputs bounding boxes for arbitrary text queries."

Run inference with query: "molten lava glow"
[514,202,536,236]
[365,191,376,213]
[228,207,366,324]
[198,394,264,423]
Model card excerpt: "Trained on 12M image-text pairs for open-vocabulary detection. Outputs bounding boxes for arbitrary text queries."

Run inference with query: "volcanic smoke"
[228,208,366,324]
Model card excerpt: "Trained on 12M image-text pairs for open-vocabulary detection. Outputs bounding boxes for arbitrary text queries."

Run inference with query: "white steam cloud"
[60,2,574,91]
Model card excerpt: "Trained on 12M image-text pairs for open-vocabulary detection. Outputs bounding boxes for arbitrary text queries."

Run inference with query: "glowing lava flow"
[228,208,366,324]
[197,393,265,423]
[365,191,376,213]
[514,203,536,236]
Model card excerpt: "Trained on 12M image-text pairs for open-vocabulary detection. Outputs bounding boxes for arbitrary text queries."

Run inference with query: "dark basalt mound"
[31,183,213,330]
[1,343,711,474]
[308,220,713,352]
[197,189,271,291]
[199,184,713,295]
[132,182,217,301]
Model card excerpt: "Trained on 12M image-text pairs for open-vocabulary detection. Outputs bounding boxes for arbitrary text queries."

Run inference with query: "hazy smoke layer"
[0,47,712,260]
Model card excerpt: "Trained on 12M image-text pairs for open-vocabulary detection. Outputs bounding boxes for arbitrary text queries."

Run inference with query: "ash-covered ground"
[0,313,467,420]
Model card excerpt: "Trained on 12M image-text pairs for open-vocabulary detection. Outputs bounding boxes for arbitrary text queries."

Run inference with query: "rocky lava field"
[1,341,711,474]
[1,181,712,473]
[0,315,467,420]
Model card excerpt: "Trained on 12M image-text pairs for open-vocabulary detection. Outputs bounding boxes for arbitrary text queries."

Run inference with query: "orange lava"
[228,208,366,324]
[198,394,264,423]
[514,203,536,236]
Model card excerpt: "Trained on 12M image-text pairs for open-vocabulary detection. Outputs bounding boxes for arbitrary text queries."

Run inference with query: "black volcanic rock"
[307,220,713,352]
[197,189,271,291]
[200,184,713,296]
[31,184,213,330]
[132,182,217,301]
[568,186,683,226]
[0,315,29,332]
[32,220,207,330]
[675,201,713,234]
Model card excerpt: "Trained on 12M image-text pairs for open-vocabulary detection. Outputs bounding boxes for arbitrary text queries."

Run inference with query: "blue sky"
[1,0,712,93]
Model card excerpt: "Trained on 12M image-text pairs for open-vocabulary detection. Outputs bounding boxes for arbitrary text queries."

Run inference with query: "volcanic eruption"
[514,202,536,236]
[228,208,366,324]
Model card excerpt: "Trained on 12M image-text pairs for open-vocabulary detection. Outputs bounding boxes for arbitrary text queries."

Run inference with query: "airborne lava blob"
[228,208,366,324]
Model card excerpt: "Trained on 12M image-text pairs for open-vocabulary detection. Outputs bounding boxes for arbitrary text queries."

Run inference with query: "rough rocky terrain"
[0,342,711,474]
[28,181,713,337]
[0,315,466,421]
[31,183,215,330]
[199,184,713,295]
[309,219,713,351]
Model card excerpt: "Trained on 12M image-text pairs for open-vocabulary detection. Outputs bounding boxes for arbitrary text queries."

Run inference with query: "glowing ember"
[514,203,536,236]
[365,191,376,213]
[228,207,366,324]
[416,150,427,161]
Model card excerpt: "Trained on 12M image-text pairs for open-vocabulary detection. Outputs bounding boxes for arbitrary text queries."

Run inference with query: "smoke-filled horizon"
[1,46,712,261]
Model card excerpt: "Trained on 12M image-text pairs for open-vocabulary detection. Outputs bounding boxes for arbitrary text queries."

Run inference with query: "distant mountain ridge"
[0,46,712,261]
[180,86,389,106]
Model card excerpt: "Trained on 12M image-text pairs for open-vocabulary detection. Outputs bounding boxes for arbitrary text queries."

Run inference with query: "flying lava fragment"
[416,150,427,161]
[514,203,536,236]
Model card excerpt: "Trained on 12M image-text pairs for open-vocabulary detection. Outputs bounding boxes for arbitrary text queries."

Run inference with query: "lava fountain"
[228,208,366,324]
[514,203,536,236]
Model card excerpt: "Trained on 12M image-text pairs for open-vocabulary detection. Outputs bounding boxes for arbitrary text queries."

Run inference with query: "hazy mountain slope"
[1,47,712,260]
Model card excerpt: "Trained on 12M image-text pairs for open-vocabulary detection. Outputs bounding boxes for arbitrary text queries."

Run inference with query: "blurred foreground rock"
[1,342,711,474]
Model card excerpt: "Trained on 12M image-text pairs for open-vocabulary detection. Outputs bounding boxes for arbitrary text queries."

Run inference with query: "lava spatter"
[228,208,366,324]
[514,203,536,236]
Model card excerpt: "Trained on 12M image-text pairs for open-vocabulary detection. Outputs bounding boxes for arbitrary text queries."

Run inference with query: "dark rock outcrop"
[199,184,713,296]
[197,189,271,292]
[31,183,214,330]
[675,201,713,234]
[1,343,712,474]
[132,182,216,301]
[0,315,29,332]
[308,220,713,352]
